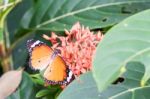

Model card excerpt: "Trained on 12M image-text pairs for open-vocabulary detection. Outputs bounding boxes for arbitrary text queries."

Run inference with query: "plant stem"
[0,0,22,72]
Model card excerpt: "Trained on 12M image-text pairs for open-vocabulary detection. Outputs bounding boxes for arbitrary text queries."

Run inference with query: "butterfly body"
[27,39,74,85]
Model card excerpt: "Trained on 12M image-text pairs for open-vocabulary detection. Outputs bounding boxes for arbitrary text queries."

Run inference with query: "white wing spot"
[67,71,73,82]
[31,40,41,48]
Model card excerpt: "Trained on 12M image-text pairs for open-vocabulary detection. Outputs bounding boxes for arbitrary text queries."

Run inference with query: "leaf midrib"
[109,86,150,99]
[10,0,150,54]
[100,47,150,92]
[36,1,150,28]
[121,47,150,66]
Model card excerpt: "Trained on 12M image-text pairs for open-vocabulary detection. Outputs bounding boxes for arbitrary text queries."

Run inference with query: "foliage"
[99,62,150,99]
[58,72,100,99]
[7,72,37,99]
[6,0,150,69]
[0,0,150,99]
[58,62,150,99]
[93,9,150,91]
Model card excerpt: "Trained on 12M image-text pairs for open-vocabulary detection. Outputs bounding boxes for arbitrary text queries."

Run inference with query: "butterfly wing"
[27,39,74,85]
[43,55,68,85]
[27,40,53,70]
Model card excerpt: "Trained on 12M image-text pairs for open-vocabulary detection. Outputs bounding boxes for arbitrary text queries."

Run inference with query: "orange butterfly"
[27,39,74,85]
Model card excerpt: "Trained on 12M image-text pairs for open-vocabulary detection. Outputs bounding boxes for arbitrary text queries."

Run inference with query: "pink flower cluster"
[43,22,103,76]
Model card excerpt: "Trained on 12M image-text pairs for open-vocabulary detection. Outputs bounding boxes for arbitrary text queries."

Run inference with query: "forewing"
[30,45,53,70]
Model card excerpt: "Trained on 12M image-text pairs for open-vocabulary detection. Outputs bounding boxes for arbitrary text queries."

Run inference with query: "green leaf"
[58,72,100,99]
[31,74,45,85]
[36,89,51,98]
[0,28,3,42]
[93,9,150,91]
[20,0,150,32]
[10,32,34,69]
[6,0,34,42]
[31,73,62,99]
[7,0,150,69]
[99,62,150,99]
[7,72,37,99]
[4,0,34,69]
[8,0,150,43]
[35,87,60,98]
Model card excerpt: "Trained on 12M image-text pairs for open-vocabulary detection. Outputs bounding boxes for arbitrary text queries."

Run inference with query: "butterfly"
[27,39,74,85]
